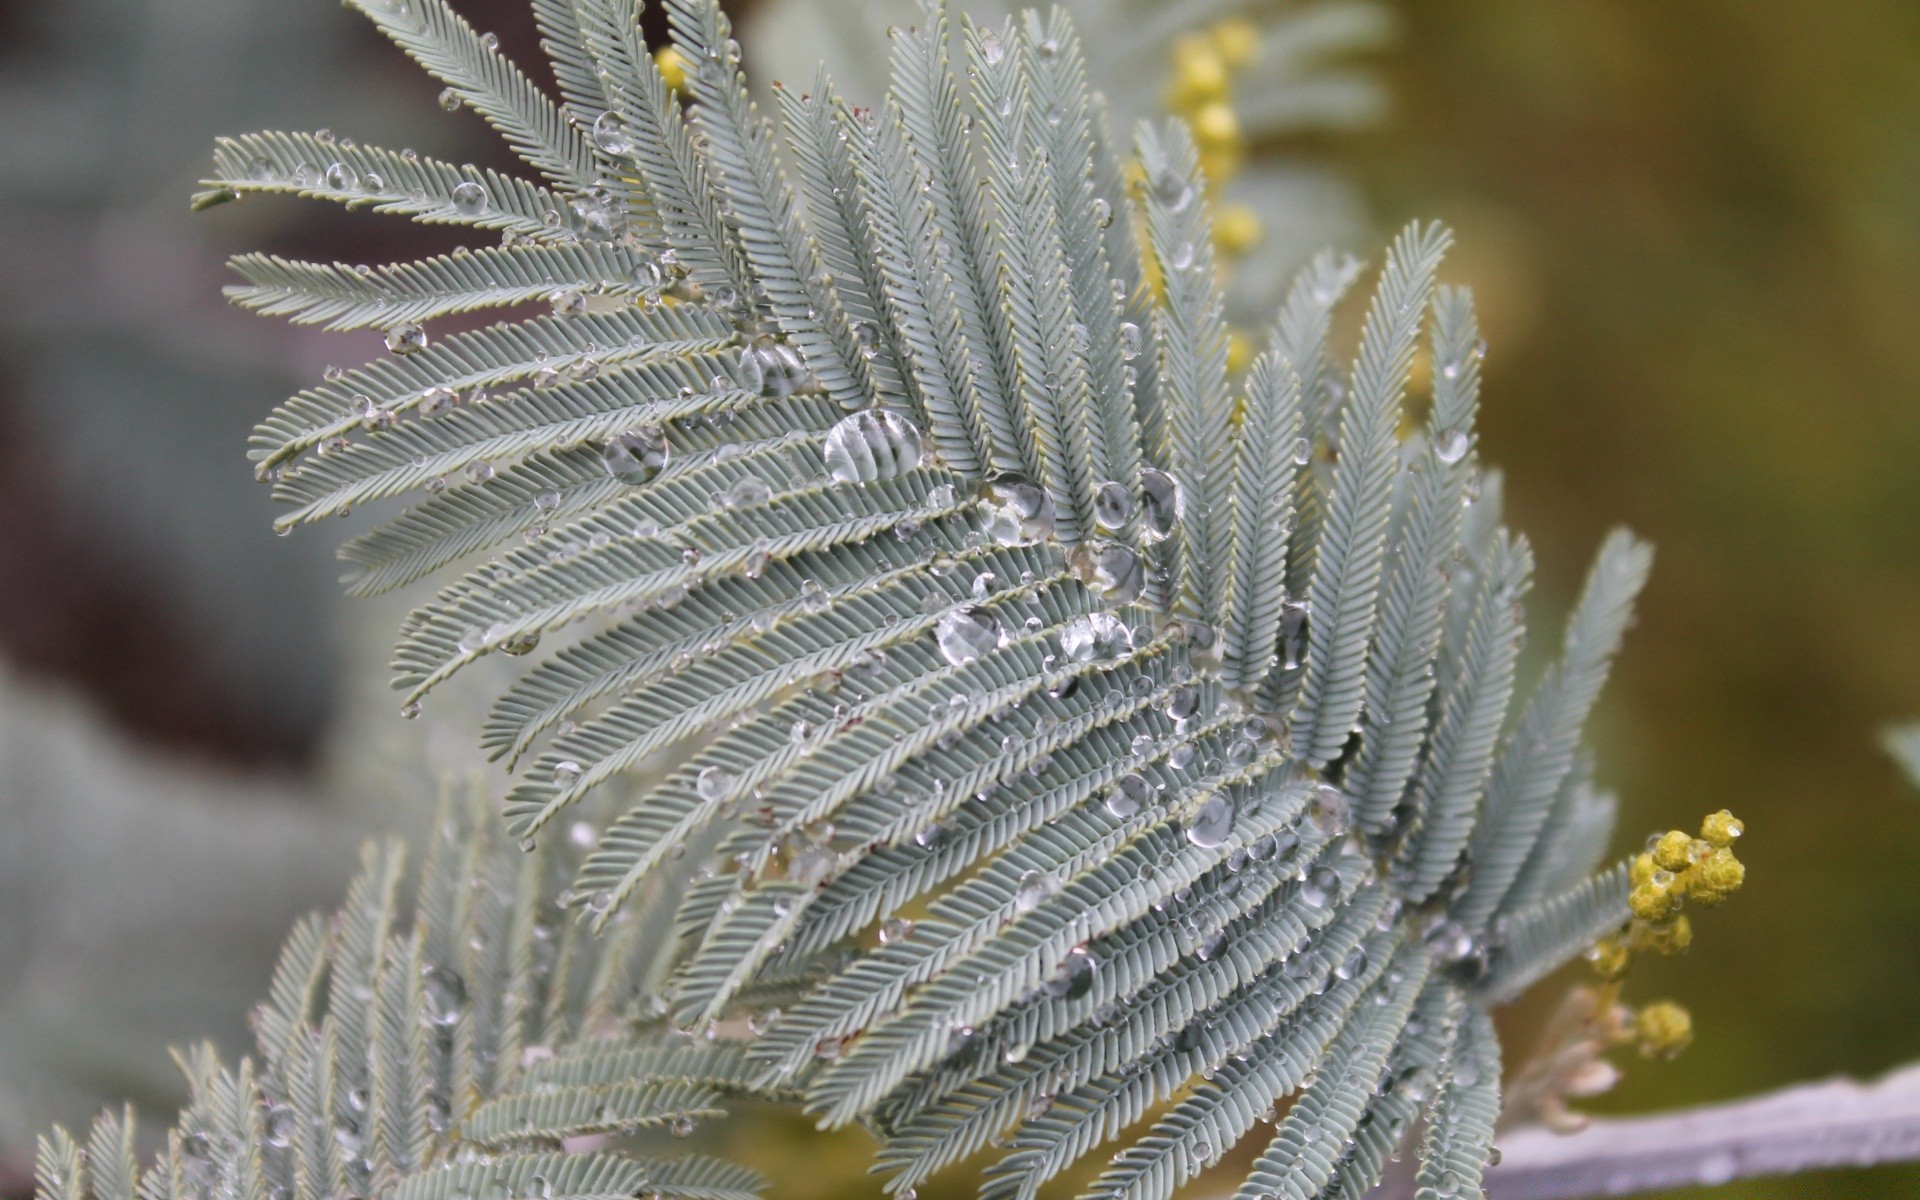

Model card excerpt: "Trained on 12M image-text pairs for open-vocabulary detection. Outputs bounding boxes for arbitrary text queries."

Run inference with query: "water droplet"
[438,87,463,111]
[1059,611,1131,662]
[823,409,924,483]
[1014,869,1057,913]
[1117,321,1143,362]
[385,322,428,355]
[591,110,635,156]
[323,161,358,192]
[1291,436,1313,466]
[1150,167,1193,213]
[553,760,583,785]
[1139,468,1184,542]
[1093,480,1135,531]
[671,1115,696,1138]
[1044,946,1096,999]
[1186,795,1234,847]
[1068,541,1144,604]
[1091,196,1114,228]
[1167,241,1196,271]
[978,475,1056,545]
[696,765,736,802]
[787,844,834,885]
[602,425,670,483]
[745,336,815,397]
[935,607,1002,665]
[879,916,914,944]
[1301,863,1340,908]
[1106,772,1151,818]
[464,459,494,484]
[979,29,1005,64]
[451,179,488,216]
[1306,785,1348,835]
[1434,428,1470,465]
[1334,945,1369,980]
[264,1104,296,1148]
[421,965,467,1026]
[420,385,460,415]
[500,628,542,656]
[1280,599,1310,670]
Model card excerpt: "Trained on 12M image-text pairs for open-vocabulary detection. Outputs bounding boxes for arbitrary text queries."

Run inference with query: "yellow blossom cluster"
[1585,809,1745,1060]
[1162,20,1265,372]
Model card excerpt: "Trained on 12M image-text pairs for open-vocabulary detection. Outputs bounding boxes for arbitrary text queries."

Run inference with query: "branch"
[1482,1062,1920,1198]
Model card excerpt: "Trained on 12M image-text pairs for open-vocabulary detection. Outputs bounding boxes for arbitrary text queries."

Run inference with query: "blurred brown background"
[0,1,1916,1197]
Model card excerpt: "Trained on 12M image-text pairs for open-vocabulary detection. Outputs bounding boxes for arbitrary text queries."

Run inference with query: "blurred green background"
[1349,3,1920,1197]
[0,0,1916,1197]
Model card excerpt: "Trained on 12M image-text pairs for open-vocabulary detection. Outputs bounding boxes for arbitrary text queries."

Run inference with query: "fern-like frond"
[213,2,1657,1192]
[37,784,766,1200]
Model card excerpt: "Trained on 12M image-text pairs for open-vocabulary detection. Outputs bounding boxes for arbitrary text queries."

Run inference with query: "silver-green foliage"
[36,783,765,1200]
[207,0,1651,1194]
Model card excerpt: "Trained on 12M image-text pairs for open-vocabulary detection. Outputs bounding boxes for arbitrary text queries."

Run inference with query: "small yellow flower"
[1652,830,1693,872]
[1167,36,1228,109]
[1700,809,1744,847]
[1214,204,1263,257]
[655,46,690,93]
[1629,914,1692,956]
[1629,851,1657,888]
[1210,18,1260,70]
[1189,102,1242,153]
[1227,329,1253,374]
[1628,875,1680,921]
[1688,847,1745,906]
[1634,1001,1694,1060]
[1587,933,1631,979]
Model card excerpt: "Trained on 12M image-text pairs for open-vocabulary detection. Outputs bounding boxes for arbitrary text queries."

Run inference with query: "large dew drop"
[601,425,670,484]
[1434,428,1470,465]
[1106,772,1151,818]
[421,965,467,1027]
[1301,863,1340,908]
[823,409,924,484]
[1059,611,1131,662]
[1013,869,1057,914]
[1139,468,1184,542]
[1186,795,1235,847]
[385,323,428,355]
[935,607,1002,666]
[1045,946,1096,1000]
[1069,541,1144,604]
[592,111,635,155]
[1093,480,1134,531]
[451,180,489,216]
[978,475,1056,546]
[696,764,736,802]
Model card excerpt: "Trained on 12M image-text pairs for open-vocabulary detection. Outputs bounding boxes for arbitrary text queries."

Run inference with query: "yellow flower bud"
[655,46,690,93]
[1189,102,1241,152]
[1214,204,1263,257]
[1227,330,1253,374]
[1629,914,1692,956]
[1652,830,1693,872]
[1168,37,1228,108]
[1629,876,1679,921]
[1700,809,1744,847]
[1688,847,1745,906]
[1629,852,1656,888]
[1634,1001,1693,1060]
[1587,933,1630,979]
[1210,18,1260,69]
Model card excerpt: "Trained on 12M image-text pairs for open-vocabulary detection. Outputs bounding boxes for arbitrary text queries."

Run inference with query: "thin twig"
[1481,1062,1920,1198]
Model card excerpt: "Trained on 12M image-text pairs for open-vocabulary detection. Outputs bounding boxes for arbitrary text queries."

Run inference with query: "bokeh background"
[1,0,1916,1197]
